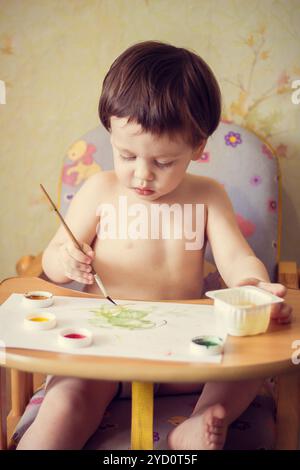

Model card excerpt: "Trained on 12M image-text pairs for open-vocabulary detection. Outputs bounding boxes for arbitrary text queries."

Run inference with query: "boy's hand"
[237,278,292,324]
[59,240,94,284]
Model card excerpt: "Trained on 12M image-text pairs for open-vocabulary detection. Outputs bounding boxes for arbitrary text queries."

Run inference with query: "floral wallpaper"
[0,0,299,279]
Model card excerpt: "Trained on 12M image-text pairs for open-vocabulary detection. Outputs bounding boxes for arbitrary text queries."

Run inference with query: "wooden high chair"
[6,121,300,450]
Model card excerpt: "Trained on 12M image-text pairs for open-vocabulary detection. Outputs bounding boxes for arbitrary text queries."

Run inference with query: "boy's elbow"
[41,247,52,277]
[42,246,70,284]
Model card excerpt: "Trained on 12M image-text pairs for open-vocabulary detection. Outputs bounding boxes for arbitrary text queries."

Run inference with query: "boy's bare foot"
[167,404,227,450]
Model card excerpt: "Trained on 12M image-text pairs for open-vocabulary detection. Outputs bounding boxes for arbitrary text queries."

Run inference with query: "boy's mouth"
[134,187,155,196]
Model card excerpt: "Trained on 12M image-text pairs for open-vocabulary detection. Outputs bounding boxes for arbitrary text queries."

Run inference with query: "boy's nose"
[134,161,154,181]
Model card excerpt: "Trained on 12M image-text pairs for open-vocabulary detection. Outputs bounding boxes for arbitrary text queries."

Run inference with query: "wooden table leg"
[0,366,7,450]
[11,369,33,418]
[6,369,33,446]
[275,372,300,449]
[131,382,154,450]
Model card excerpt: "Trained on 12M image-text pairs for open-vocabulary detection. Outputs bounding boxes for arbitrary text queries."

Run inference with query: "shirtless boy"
[17,41,291,450]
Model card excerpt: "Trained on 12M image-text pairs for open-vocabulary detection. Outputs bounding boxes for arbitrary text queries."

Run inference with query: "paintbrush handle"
[40,184,82,251]
[93,273,108,298]
[40,184,112,301]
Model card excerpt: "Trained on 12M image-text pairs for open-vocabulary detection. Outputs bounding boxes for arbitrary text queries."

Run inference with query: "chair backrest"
[58,121,280,287]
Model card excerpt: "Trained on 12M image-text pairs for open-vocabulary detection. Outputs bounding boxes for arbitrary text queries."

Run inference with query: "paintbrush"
[40,183,117,306]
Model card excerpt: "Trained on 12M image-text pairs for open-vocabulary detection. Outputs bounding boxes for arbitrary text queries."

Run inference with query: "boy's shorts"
[45,376,159,399]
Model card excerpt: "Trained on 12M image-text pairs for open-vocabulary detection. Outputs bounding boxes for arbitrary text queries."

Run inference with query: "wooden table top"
[1,277,300,382]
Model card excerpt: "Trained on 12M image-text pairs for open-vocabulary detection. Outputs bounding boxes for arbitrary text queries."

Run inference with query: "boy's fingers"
[61,245,91,272]
[65,270,94,284]
[237,278,287,298]
[271,303,292,323]
[270,302,281,318]
[66,241,93,264]
[256,281,287,298]
[69,259,92,272]
[81,242,94,259]
[256,281,292,322]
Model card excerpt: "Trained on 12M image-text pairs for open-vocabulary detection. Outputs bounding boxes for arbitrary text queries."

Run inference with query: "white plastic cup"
[206,286,284,336]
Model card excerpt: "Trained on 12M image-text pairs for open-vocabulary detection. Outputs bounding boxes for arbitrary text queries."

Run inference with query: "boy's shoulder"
[186,173,225,201]
[81,170,116,191]
[73,171,117,207]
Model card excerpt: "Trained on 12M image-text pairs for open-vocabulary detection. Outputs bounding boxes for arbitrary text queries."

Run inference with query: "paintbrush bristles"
[107,296,118,306]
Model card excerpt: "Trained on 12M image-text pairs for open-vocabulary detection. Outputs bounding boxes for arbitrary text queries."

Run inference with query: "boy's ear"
[191,139,207,161]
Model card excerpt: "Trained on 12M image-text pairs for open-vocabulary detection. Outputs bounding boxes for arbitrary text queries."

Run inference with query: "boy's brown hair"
[99,41,221,148]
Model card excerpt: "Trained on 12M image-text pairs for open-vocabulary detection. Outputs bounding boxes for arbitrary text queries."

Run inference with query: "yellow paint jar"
[24,313,57,330]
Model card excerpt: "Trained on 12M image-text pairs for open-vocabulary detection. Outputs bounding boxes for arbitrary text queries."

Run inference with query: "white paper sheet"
[0,294,226,363]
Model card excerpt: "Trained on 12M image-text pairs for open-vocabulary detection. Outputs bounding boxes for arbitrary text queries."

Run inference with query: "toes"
[205,405,227,450]
[205,430,224,449]
[208,424,223,435]
[212,404,226,420]
[205,404,226,429]
[212,417,224,428]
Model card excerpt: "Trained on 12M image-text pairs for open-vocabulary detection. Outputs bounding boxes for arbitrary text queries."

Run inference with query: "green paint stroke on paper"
[88,304,157,330]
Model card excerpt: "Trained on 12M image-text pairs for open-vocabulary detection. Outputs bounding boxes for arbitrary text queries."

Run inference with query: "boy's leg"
[168,379,263,450]
[158,382,204,396]
[17,376,118,450]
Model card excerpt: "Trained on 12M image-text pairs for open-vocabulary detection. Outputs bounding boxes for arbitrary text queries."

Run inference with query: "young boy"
[17,41,291,450]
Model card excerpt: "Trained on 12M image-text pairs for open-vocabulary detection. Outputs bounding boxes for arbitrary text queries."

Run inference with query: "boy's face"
[110,116,206,201]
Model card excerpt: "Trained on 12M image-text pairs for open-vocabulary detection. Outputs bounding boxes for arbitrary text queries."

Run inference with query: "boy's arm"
[206,180,270,286]
[205,180,292,324]
[42,173,103,283]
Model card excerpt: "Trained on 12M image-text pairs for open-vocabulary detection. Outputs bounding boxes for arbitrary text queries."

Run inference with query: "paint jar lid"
[58,328,93,349]
[23,291,54,308]
[24,313,57,330]
[190,335,224,356]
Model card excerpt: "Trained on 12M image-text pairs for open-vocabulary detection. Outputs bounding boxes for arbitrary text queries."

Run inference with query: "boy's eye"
[119,154,174,168]
[155,161,174,169]
[120,155,136,161]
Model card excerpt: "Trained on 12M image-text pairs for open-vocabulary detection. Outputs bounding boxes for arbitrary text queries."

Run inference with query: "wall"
[0,0,299,279]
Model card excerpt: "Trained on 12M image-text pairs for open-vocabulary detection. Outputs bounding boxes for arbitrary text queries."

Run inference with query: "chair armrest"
[278,261,299,290]
[15,253,43,278]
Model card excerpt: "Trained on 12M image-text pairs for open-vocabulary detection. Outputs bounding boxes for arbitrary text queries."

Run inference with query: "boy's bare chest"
[95,195,205,253]
[89,188,206,298]
[94,236,200,267]
[91,236,204,300]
